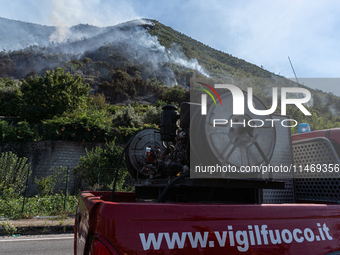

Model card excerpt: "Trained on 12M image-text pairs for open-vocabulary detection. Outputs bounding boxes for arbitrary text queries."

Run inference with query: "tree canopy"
[20,68,90,123]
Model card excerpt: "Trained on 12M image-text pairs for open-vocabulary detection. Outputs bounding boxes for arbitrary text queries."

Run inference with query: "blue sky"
[0,0,339,88]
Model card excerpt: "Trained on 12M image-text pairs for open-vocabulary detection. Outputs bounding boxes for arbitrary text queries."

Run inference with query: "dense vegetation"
[148,21,273,78]
[0,20,339,128]
[0,152,77,219]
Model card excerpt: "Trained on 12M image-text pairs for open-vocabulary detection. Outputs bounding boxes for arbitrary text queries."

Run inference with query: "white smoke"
[48,0,140,43]
[49,26,71,44]
[123,27,210,83]
[48,19,209,85]
[167,46,210,78]
[49,0,79,43]
[122,26,210,80]
[0,0,209,86]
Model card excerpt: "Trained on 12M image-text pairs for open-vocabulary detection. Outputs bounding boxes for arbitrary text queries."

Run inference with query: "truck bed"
[75,191,340,255]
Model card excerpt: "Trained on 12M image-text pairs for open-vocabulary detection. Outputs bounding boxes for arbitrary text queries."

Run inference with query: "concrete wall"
[0,141,103,195]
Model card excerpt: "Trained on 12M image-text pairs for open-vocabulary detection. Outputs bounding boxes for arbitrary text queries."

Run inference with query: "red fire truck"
[75,95,340,254]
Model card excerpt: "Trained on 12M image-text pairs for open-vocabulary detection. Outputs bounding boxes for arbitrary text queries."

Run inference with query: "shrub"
[73,141,130,190]
[0,151,31,197]
[113,124,158,144]
[154,100,167,108]
[162,85,189,104]
[0,121,39,143]
[88,93,108,110]
[42,109,114,142]
[35,166,68,196]
[112,105,142,128]
[142,106,162,125]
[0,193,78,219]
[0,221,17,236]
[35,176,54,197]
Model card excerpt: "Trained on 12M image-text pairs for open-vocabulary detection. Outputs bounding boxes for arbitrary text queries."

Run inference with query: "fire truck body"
[75,191,340,254]
[75,92,340,254]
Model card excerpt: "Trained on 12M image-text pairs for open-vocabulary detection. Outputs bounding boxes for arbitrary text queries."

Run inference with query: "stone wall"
[0,141,103,195]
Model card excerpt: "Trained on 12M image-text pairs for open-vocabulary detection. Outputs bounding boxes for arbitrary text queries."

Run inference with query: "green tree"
[162,85,189,104]
[0,78,21,116]
[73,141,130,191]
[20,68,90,123]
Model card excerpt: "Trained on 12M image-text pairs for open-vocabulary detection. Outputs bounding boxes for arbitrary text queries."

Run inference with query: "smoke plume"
[48,19,209,85]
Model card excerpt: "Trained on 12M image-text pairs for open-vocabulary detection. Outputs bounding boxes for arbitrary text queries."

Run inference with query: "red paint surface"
[292,128,340,145]
[75,130,340,254]
[75,191,340,255]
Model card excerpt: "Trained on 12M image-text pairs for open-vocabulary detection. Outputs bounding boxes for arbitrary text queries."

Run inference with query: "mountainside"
[1,17,340,128]
[0,17,112,51]
[0,17,271,80]
[148,21,273,79]
[0,17,55,50]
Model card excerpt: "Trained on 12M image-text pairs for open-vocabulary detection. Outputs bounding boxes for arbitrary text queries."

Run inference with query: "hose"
[110,135,135,202]
[156,172,190,202]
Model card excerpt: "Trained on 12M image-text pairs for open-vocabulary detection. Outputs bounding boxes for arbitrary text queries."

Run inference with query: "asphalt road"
[0,234,74,255]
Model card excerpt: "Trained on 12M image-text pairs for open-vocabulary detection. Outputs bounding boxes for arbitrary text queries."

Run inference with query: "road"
[0,234,74,255]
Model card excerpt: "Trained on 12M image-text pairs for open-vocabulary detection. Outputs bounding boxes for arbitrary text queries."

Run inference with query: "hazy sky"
[0,0,339,84]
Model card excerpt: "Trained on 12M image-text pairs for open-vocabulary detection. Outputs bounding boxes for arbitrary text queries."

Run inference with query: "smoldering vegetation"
[0,18,208,86]
[1,17,340,118]
[49,19,210,85]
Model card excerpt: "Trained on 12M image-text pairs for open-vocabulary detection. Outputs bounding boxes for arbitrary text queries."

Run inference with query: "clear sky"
[0,0,339,83]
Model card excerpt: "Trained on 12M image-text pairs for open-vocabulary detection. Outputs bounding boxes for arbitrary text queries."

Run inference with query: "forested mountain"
[0,17,113,51]
[1,17,340,133]
[0,17,272,81]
